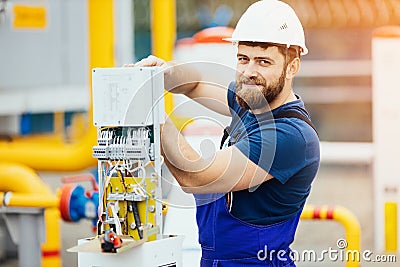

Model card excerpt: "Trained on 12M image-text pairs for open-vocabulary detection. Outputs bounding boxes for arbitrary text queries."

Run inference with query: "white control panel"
[92,67,165,126]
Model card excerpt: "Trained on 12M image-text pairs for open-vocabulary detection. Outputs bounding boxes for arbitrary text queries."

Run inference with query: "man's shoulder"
[273,97,317,136]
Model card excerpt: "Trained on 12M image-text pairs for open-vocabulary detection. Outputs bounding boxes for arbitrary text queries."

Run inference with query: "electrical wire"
[96,126,165,234]
[106,202,122,235]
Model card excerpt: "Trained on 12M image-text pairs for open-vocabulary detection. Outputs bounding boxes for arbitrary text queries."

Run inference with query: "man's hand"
[123,55,167,68]
[123,55,179,92]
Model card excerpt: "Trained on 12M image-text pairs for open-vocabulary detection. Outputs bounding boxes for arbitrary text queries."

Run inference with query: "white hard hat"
[225,0,308,55]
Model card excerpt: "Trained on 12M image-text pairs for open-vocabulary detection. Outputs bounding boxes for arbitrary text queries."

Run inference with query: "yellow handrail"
[0,163,61,267]
[301,205,361,267]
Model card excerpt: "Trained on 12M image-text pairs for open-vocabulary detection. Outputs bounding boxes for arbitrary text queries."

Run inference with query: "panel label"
[13,5,46,29]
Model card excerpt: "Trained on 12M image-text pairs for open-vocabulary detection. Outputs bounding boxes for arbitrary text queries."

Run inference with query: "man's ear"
[286,58,300,79]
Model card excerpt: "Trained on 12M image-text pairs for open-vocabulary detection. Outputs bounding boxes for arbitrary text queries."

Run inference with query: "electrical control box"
[92,67,165,127]
[74,66,182,266]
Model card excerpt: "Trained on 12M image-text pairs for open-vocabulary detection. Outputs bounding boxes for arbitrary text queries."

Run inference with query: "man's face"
[235,45,287,110]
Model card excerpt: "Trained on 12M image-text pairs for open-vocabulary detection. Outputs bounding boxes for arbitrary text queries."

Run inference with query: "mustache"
[238,76,266,86]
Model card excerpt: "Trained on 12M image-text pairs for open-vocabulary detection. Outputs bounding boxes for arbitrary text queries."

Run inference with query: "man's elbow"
[176,177,211,194]
[177,178,202,194]
[180,185,214,194]
[181,186,197,194]
[171,173,198,193]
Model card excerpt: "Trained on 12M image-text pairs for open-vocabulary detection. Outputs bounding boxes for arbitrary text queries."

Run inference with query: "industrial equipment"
[59,174,99,231]
[73,67,183,266]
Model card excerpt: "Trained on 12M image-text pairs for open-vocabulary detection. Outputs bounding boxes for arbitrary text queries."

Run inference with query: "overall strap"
[274,110,318,135]
[220,108,318,149]
[220,108,246,149]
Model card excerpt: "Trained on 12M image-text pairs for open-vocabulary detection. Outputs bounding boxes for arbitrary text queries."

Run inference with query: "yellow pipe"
[0,192,58,208]
[88,0,115,70]
[0,163,53,194]
[384,202,398,252]
[301,205,361,267]
[9,133,64,144]
[53,112,65,138]
[151,0,175,115]
[332,206,362,264]
[0,0,116,172]
[151,0,193,129]
[42,208,62,267]
[0,163,61,267]
[0,134,96,171]
[0,131,97,171]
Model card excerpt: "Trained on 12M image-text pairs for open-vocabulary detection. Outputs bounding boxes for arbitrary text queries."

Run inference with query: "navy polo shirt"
[227,83,320,225]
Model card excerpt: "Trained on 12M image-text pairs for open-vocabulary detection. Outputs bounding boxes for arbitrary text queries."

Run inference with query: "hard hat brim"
[222,37,308,55]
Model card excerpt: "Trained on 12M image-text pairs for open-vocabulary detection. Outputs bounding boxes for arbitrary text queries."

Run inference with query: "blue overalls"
[193,95,316,266]
[195,193,301,267]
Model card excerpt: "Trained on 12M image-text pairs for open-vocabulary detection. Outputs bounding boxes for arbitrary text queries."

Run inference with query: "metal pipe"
[18,213,42,267]
[0,163,54,194]
[151,0,175,115]
[0,163,61,267]
[53,112,65,138]
[1,192,58,208]
[42,208,62,267]
[0,126,97,172]
[301,205,361,267]
[151,0,175,60]
[151,0,192,129]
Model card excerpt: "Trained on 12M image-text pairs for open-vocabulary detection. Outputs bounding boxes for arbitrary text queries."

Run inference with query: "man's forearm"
[160,118,269,193]
[160,118,214,188]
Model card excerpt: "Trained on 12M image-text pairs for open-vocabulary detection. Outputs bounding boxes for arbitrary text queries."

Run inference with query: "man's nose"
[242,61,258,78]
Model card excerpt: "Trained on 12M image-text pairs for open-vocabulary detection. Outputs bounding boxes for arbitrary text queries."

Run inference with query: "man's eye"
[238,57,248,63]
[259,60,270,66]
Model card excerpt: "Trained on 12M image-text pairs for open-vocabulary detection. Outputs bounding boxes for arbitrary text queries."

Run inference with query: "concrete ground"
[0,158,398,267]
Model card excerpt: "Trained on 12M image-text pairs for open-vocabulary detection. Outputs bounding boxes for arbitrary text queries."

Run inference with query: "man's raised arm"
[128,55,232,116]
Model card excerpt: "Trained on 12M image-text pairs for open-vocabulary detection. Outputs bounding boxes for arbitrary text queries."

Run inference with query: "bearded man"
[129,1,320,266]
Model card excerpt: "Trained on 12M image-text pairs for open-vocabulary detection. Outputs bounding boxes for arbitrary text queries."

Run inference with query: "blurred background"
[0,0,400,266]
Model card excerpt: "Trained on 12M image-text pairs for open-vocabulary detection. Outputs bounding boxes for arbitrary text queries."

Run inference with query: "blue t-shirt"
[226,83,320,225]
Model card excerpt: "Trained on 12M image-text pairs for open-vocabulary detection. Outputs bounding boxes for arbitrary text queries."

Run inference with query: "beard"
[235,69,286,110]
